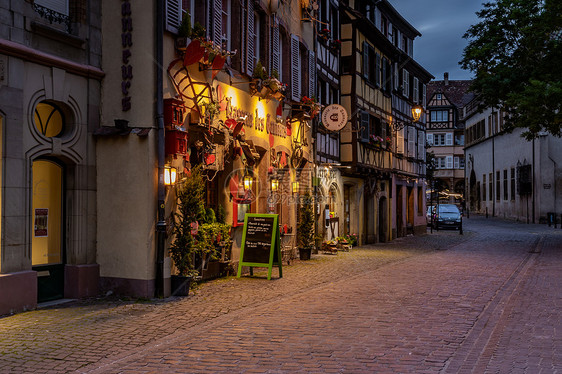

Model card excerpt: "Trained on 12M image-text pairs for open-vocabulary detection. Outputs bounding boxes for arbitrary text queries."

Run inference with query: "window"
[435,157,446,169]
[433,134,445,146]
[253,11,260,70]
[363,43,378,86]
[271,15,280,78]
[454,157,460,169]
[511,168,515,200]
[446,156,453,169]
[35,0,68,16]
[496,171,500,201]
[482,174,486,201]
[459,157,465,169]
[430,110,448,122]
[455,134,464,145]
[34,102,64,137]
[503,169,508,200]
[436,93,442,100]
[489,173,493,201]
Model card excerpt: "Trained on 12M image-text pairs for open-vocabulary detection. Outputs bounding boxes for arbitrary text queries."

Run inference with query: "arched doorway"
[32,159,65,302]
[31,101,67,302]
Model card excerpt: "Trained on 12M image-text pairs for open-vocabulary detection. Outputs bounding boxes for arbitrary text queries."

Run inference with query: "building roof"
[427,78,474,109]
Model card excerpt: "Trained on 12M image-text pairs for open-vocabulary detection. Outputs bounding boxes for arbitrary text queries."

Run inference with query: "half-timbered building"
[338,0,432,244]
[426,74,473,205]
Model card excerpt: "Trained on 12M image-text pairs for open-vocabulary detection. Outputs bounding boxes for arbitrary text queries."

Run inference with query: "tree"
[460,0,562,139]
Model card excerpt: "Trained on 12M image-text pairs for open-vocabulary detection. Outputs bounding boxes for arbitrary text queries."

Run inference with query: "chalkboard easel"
[237,213,282,280]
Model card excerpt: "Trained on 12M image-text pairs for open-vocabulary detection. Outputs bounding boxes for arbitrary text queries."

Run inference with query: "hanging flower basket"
[249,78,286,102]
[292,96,321,120]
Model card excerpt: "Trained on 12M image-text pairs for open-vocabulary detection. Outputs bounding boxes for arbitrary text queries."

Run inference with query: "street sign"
[237,214,282,280]
[321,104,348,132]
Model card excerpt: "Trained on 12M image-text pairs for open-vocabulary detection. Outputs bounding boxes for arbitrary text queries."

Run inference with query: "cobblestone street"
[1,216,561,373]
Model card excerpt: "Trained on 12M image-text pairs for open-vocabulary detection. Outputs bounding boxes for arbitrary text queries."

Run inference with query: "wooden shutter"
[408,127,415,157]
[445,132,453,145]
[418,131,425,160]
[446,156,453,169]
[397,128,404,154]
[363,42,369,80]
[291,34,301,101]
[394,62,399,90]
[360,111,370,141]
[35,0,68,16]
[426,133,433,146]
[211,0,222,46]
[403,70,409,98]
[246,0,255,75]
[413,77,419,103]
[308,50,316,98]
[375,53,381,86]
[422,84,427,107]
[271,15,280,76]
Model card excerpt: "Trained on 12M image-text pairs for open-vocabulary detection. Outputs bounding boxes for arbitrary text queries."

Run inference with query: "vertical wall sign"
[121,0,133,111]
[237,214,282,280]
[34,208,48,237]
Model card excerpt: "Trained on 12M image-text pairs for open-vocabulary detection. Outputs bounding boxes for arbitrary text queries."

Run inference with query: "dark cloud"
[388,0,483,81]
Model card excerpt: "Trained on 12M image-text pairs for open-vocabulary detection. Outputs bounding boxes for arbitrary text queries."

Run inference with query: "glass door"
[32,159,64,302]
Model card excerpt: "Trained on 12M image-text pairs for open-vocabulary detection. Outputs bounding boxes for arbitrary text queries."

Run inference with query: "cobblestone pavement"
[0,216,560,373]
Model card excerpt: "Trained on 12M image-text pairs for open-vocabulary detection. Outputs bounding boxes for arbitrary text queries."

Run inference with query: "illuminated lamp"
[292,181,299,194]
[271,178,279,192]
[243,175,253,190]
[164,166,177,186]
[412,105,423,122]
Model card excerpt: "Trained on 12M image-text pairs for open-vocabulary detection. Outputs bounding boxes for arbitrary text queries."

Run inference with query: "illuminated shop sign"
[217,84,287,139]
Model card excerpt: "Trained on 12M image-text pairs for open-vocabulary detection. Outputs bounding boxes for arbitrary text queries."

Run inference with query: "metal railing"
[33,3,72,33]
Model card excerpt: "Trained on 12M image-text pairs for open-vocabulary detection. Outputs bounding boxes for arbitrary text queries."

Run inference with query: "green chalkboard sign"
[237,213,282,280]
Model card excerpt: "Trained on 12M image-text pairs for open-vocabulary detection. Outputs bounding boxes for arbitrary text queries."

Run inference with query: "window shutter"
[290,34,301,101]
[360,111,370,141]
[418,131,424,159]
[35,0,68,16]
[397,128,404,154]
[413,77,419,103]
[394,62,399,90]
[375,53,381,86]
[246,0,255,75]
[408,127,415,157]
[382,58,388,91]
[426,133,433,145]
[445,132,453,145]
[164,0,182,33]
[454,157,460,169]
[422,84,427,107]
[308,50,316,98]
[271,15,280,76]
[363,42,369,80]
[403,70,409,98]
[212,0,222,46]
[446,156,453,169]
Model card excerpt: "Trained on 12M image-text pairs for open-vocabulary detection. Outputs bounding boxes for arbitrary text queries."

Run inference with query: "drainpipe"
[531,138,536,223]
[155,0,166,298]
[491,108,495,217]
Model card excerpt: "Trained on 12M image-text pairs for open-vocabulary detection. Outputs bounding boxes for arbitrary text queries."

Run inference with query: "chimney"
[444,72,449,85]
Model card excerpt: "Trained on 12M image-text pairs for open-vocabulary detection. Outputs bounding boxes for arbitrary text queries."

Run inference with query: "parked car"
[433,204,462,230]
[426,206,434,226]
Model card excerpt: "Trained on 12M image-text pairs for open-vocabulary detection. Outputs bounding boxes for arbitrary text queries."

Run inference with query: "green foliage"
[216,205,226,224]
[169,166,206,276]
[204,207,216,224]
[297,192,315,250]
[252,60,268,80]
[177,12,192,38]
[460,0,562,139]
[192,21,206,39]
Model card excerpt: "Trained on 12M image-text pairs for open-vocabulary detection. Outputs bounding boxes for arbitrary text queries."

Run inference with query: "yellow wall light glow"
[255,101,265,118]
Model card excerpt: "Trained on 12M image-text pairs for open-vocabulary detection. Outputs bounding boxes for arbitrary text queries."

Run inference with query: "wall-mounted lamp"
[243,175,253,191]
[164,166,177,186]
[271,178,279,192]
[292,181,299,194]
[412,105,423,122]
[392,105,424,132]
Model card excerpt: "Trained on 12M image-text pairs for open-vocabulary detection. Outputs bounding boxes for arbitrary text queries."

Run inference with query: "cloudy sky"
[387,0,484,81]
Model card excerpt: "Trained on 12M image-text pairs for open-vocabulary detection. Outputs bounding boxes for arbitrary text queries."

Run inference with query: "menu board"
[237,214,282,280]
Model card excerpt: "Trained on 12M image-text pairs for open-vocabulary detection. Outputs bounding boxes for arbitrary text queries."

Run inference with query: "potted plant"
[249,62,286,101]
[175,12,192,51]
[297,192,315,260]
[169,166,206,296]
[196,207,233,280]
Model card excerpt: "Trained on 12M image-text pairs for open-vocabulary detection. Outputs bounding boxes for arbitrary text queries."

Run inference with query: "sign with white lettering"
[237,214,282,280]
[321,104,348,132]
